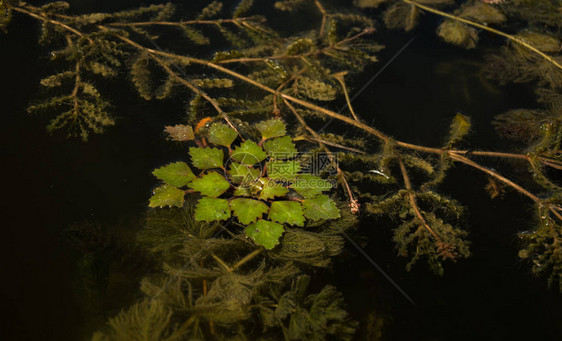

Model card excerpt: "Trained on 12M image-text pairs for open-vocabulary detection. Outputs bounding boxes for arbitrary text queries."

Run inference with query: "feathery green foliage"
[6,1,562,339]
[519,200,562,291]
[437,20,478,49]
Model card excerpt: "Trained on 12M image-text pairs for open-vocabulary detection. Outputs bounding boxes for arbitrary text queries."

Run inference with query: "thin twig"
[231,249,262,272]
[314,0,328,38]
[107,16,264,27]
[12,6,93,43]
[215,27,375,64]
[150,54,242,136]
[332,72,360,121]
[399,159,441,240]
[70,61,81,117]
[211,253,232,272]
[293,135,365,154]
[285,99,360,213]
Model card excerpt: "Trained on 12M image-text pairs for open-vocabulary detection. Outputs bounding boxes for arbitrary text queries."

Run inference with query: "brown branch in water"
[332,71,360,121]
[272,68,306,116]
[284,99,359,214]
[97,25,241,136]
[293,135,365,154]
[48,29,562,221]
[107,16,265,27]
[215,27,375,64]
[15,5,561,221]
[537,157,562,170]
[449,153,562,221]
[399,159,441,241]
[231,249,262,272]
[149,54,242,137]
[12,6,93,43]
[314,0,328,39]
[211,253,232,272]
[70,61,81,118]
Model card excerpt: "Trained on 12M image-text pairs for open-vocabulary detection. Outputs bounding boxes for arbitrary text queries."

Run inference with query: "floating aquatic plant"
[3,0,562,339]
[150,119,340,250]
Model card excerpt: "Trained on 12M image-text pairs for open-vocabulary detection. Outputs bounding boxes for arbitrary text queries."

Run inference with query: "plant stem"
[314,0,328,38]
[403,0,562,71]
[107,16,264,27]
[215,27,375,64]
[399,159,441,241]
[333,72,360,121]
[293,135,365,154]
[148,53,242,137]
[285,99,359,213]
[11,5,93,43]
[15,4,562,221]
[231,249,262,271]
[211,253,232,272]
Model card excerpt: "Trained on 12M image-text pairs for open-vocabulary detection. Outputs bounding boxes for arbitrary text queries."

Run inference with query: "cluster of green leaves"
[150,118,340,250]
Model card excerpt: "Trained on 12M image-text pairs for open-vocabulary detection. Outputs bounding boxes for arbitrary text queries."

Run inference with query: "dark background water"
[1,1,561,340]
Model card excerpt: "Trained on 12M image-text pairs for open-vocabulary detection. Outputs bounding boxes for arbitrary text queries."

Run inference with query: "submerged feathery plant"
[2,0,562,339]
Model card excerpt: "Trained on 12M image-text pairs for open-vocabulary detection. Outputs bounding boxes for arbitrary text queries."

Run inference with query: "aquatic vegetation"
[149,118,340,249]
[3,0,562,339]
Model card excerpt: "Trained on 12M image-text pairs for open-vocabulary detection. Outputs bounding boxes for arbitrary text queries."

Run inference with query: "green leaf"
[228,162,261,185]
[208,122,238,147]
[164,124,194,141]
[256,119,286,140]
[269,201,305,226]
[231,140,267,165]
[230,198,269,225]
[302,195,340,220]
[194,197,231,222]
[267,160,301,181]
[152,162,195,187]
[291,174,332,198]
[447,113,471,147]
[259,178,289,200]
[188,172,231,198]
[245,219,284,249]
[149,185,185,208]
[263,136,297,159]
[189,147,224,169]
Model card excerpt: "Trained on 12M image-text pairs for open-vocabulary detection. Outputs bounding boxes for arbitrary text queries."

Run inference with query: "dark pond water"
[1,1,561,340]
